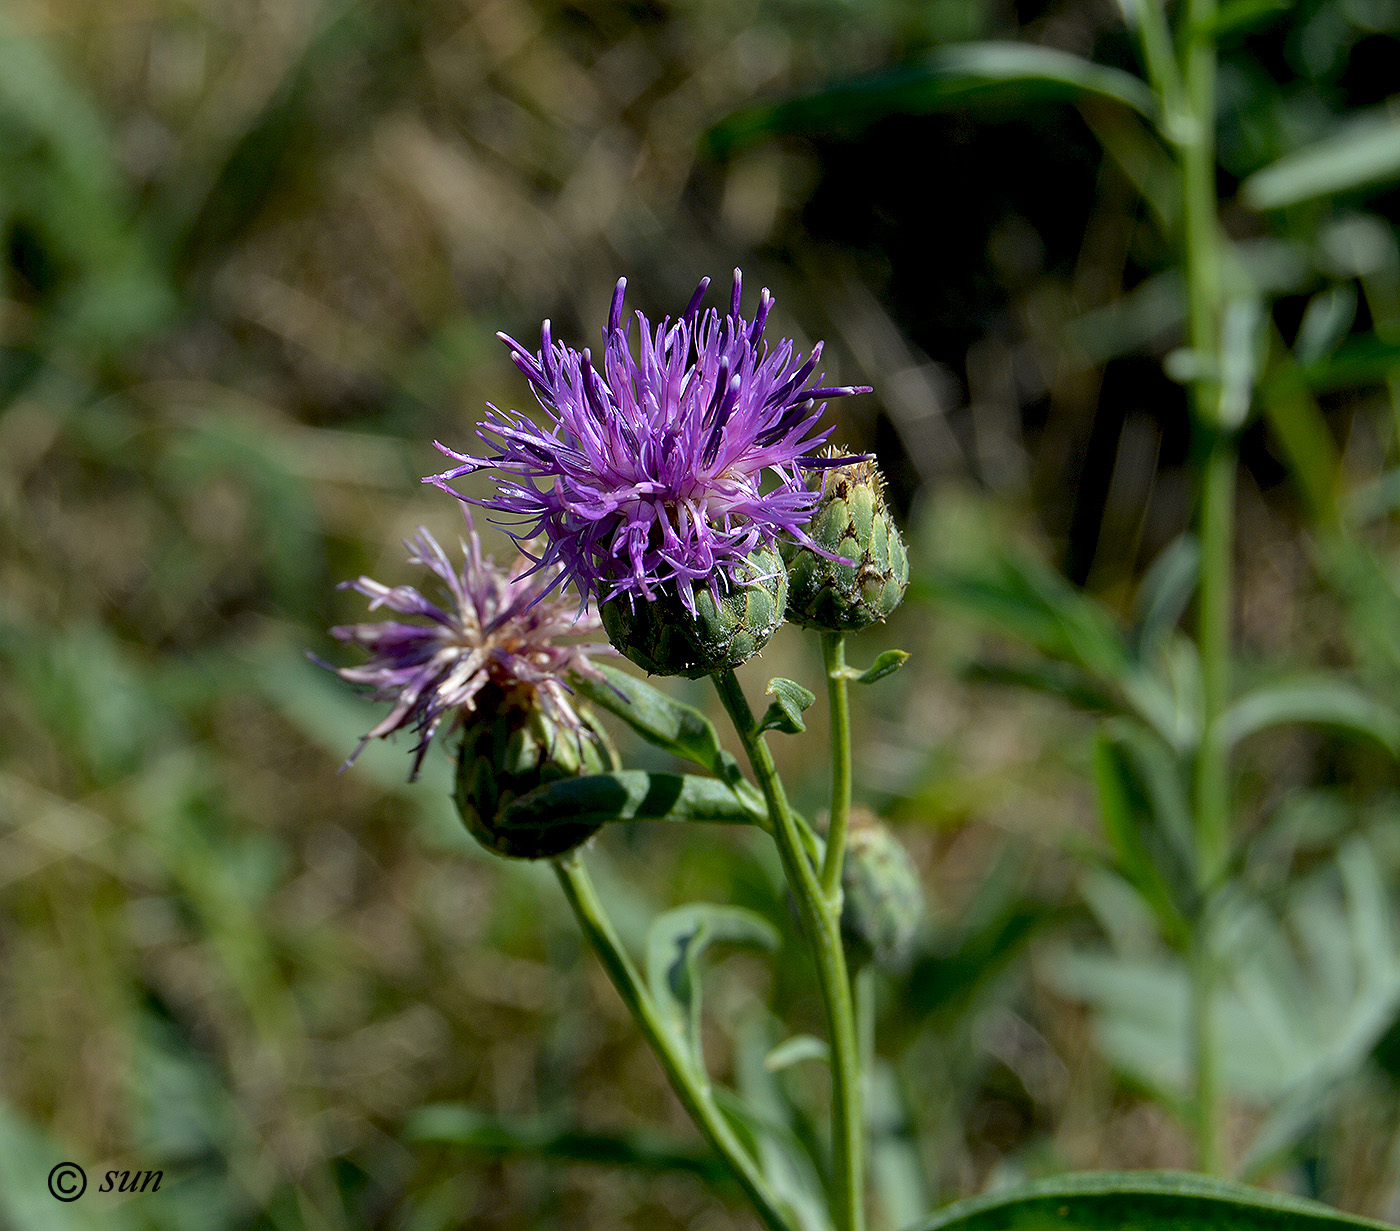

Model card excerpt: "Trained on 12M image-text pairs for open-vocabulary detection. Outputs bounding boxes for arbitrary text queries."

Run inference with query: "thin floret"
[320,511,613,779]
[426,271,869,614]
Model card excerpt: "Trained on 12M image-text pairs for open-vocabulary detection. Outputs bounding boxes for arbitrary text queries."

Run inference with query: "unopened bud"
[782,459,908,631]
[840,813,923,972]
[456,684,617,859]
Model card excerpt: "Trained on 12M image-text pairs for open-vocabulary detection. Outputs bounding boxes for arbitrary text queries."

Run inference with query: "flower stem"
[821,630,854,903]
[713,669,865,1231]
[552,851,796,1231]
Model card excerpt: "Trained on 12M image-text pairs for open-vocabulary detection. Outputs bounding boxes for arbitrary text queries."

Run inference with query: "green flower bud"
[599,545,788,679]
[782,459,908,631]
[455,684,618,859]
[840,813,924,972]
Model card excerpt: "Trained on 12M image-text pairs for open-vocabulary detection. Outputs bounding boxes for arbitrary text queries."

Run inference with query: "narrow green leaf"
[498,772,762,833]
[763,1035,828,1072]
[646,905,779,1072]
[575,665,747,789]
[1207,0,1291,38]
[1257,338,1343,523]
[407,1105,730,1183]
[1216,295,1264,429]
[709,42,1152,157]
[756,678,816,736]
[914,1170,1395,1230]
[1092,732,1192,946]
[1242,110,1400,211]
[1216,680,1400,754]
[1131,535,1199,656]
[729,1017,835,1229]
[1294,285,1359,368]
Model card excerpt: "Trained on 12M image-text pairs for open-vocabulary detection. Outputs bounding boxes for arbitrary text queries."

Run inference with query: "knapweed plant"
[326,268,1400,1231]
[329,273,913,1231]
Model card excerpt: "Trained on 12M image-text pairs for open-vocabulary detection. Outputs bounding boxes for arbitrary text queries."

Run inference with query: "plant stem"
[821,630,854,903]
[552,852,796,1231]
[713,669,866,1231]
[1176,0,1230,1173]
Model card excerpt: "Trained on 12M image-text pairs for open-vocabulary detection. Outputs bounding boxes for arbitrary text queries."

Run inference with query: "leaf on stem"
[646,904,779,1073]
[845,649,910,685]
[1215,679,1400,755]
[575,664,747,789]
[1242,108,1400,211]
[406,1105,731,1182]
[1092,729,1194,946]
[498,771,762,833]
[756,678,817,736]
[763,1035,829,1072]
[707,41,1154,157]
[1130,535,1199,658]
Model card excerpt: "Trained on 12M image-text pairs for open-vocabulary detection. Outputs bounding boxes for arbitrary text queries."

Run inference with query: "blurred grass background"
[5,0,1400,1227]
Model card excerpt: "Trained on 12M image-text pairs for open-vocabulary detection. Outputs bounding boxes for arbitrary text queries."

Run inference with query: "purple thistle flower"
[425,271,870,614]
[323,512,613,779]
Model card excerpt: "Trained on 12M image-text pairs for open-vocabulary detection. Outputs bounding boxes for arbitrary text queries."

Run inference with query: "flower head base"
[456,682,617,858]
[427,271,869,617]
[600,544,788,678]
[324,514,612,779]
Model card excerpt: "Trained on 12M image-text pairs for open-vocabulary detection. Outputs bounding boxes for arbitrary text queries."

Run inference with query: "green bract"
[599,545,789,678]
[782,459,909,631]
[455,684,618,859]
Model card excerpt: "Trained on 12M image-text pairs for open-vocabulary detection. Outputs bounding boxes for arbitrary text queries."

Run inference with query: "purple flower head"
[426,271,870,614]
[322,512,613,779]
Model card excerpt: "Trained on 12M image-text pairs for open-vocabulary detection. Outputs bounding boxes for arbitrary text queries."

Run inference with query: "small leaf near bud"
[844,649,910,685]
[756,677,817,735]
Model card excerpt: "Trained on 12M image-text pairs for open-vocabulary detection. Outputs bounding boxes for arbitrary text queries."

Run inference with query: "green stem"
[821,631,854,902]
[1194,438,1234,886]
[713,669,866,1231]
[1176,0,1230,1173]
[552,852,796,1231]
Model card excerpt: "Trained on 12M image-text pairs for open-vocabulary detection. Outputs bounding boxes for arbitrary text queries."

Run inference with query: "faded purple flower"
[323,513,613,779]
[426,271,869,614]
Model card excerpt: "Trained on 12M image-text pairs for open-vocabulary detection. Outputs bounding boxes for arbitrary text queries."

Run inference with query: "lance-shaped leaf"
[915,1170,1395,1230]
[763,1035,828,1072]
[1242,107,1400,211]
[756,678,816,736]
[709,42,1153,157]
[497,772,762,836]
[574,665,748,790]
[646,904,779,1074]
[1093,729,1193,948]
[1215,679,1400,755]
[407,1105,729,1183]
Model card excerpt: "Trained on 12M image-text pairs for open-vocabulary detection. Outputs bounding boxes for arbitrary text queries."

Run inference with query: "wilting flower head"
[426,271,869,614]
[323,513,612,779]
